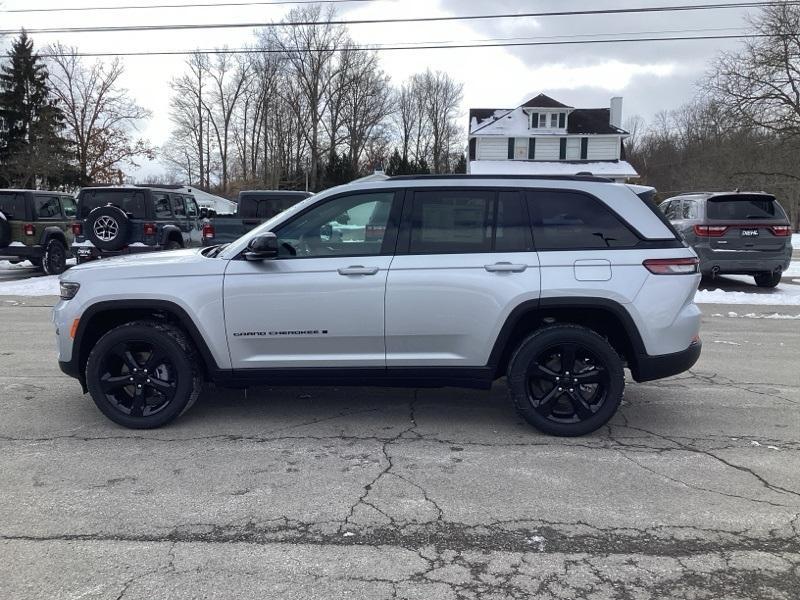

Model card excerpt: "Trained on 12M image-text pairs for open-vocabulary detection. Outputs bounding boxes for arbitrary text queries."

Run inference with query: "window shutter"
[528,137,536,159]
[559,138,567,160]
[508,137,515,159]
[580,137,588,160]
[558,112,566,128]
[531,112,538,128]
[469,138,476,161]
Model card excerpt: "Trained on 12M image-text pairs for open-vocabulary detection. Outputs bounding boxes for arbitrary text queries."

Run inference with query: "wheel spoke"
[532,385,561,417]
[100,374,131,393]
[144,349,168,372]
[560,343,577,374]
[567,389,594,420]
[147,377,175,400]
[574,369,603,384]
[122,350,141,372]
[130,386,145,417]
[529,362,559,382]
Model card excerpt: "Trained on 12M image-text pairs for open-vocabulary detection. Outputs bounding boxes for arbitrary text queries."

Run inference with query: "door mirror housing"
[244,232,279,260]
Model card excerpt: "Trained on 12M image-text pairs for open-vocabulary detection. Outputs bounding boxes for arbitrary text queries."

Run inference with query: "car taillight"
[143,223,156,236]
[71,222,82,236]
[693,225,727,237]
[643,257,699,275]
[23,223,35,236]
[202,223,215,239]
[769,225,792,236]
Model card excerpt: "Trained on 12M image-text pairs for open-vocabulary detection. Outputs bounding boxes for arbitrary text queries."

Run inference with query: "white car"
[53,175,702,436]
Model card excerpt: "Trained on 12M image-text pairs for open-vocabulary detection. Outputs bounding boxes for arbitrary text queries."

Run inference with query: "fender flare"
[38,226,68,249]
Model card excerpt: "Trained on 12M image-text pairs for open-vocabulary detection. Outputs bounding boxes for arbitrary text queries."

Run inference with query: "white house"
[467,94,638,182]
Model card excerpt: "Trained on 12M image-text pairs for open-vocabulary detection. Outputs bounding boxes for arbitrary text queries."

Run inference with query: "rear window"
[79,190,146,219]
[707,195,787,220]
[0,193,25,219]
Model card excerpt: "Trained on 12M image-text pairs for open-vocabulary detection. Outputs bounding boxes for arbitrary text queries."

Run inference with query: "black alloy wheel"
[508,324,624,436]
[86,321,201,428]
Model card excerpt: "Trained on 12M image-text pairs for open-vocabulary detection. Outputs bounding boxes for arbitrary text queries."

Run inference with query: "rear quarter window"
[707,195,787,220]
[79,190,147,219]
[0,193,25,219]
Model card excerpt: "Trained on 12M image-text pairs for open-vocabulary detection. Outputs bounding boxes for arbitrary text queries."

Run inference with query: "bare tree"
[418,70,463,173]
[168,52,209,188]
[47,42,152,185]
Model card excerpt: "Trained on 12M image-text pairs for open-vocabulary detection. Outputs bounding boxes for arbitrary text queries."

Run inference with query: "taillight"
[643,257,699,275]
[23,223,35,236]
[71,222,82,236]
[143,223,156,236]
[769,225,792,236]
[693,225,727,237]
[202,223,215,239]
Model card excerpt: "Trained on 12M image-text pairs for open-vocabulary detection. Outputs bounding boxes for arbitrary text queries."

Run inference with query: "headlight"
[60,281,80,300]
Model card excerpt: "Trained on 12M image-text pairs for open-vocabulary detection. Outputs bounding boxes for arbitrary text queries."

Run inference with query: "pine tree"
[0,31,71,188]
[453,153,467,174]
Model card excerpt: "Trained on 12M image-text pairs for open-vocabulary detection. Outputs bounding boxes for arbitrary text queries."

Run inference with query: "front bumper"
[695,245,792,275]
[632,341,702,383]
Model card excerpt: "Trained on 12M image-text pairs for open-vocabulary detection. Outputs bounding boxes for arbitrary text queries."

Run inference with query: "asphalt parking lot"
[0,293,798,599]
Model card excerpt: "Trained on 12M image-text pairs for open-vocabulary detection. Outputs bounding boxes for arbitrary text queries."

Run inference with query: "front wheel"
[507,324,625,437]
[754,271,782,288]
[41,239,67,275]
[85,320,202,429]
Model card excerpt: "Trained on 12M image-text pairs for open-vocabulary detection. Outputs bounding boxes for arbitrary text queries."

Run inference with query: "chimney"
[610,97,623,129]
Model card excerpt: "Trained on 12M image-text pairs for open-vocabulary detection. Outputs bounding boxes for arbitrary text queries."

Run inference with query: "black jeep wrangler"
[0,189,77,275]
[72,187,202,263]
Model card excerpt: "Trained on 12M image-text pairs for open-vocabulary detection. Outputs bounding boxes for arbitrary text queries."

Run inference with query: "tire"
[85,320,202,429]
[507,324,625,437]
[41,239,67,275]
[754,271,782,288]
[0,211,10,248]
[85,205,129,251]
[29,257,42,267]
[165,239,182,250]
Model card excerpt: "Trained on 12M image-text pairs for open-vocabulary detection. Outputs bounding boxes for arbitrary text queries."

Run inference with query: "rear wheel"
[85,320,202,429]
[507,324,625,437]
[41,239,67,275]
[165,239,182,250]
[754,271,782,288]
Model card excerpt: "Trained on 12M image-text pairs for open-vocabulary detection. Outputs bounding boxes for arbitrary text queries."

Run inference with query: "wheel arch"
[39,226,68,248]
[72,299,219,390]
[160,225,183,247]
[488,297,647,379]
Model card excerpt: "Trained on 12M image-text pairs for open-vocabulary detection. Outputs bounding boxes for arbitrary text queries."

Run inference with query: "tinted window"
[79,190,146,219]
[185,197,198,217]
[0,193,25,219]
[707,195,786,220]
[276,192,394,258]
[61,197,77,218]
[240,194,306,219]
[529,191,640,249]
[153,194,172,218]
[171,195,186,217]
[409,190,493,254]
[495,191,531,252]
[35,196,62,219]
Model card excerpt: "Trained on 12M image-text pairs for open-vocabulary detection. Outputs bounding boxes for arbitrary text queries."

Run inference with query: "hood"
[62,248,226,283]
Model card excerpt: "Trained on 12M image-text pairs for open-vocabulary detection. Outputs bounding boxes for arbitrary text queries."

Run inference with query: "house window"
[550,113,559,128]
[559,138,567,160]
[538,113,547,128]
[528,138,536,160]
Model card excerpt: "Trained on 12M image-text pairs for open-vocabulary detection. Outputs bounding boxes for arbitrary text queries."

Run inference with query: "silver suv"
[660,191,793,287]
[53,175,702,436]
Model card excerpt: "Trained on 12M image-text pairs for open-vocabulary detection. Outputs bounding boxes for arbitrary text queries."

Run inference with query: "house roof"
[521,94,572,109]
[567,108,627,135]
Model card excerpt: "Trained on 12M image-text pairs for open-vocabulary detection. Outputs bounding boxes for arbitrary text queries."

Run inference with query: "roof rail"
[387,173,615,183]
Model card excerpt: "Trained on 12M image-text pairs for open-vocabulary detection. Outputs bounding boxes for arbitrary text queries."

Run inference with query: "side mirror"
[244,232,279,260]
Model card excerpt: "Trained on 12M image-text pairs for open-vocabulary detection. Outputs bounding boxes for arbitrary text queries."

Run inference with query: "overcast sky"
[1,0,759,178]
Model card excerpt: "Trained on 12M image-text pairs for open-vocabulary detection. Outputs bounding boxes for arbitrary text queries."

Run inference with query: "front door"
[224,190,401,370]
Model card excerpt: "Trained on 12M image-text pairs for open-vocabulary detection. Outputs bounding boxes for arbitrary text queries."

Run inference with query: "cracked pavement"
[0,300,798,599]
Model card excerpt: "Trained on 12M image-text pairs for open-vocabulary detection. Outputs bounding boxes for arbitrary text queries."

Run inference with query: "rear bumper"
[72,242,162,261]
[0,245,43,260]
[632,341,702,383]
[695,245,792,275]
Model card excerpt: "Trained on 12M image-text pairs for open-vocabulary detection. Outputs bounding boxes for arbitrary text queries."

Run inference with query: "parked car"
[660,191,793,287]
[0,189,77,275]
[201,190,313,246]
[72,186,202,262]
[54,174,702,436]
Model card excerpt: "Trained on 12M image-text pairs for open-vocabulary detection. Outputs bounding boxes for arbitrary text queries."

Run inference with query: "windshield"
[79,189,147,219]
[706,195,787,220]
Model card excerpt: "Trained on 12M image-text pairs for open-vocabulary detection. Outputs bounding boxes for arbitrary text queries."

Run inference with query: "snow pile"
[0,274,59,296]
[711,311,800,319]
[695,285,800,305]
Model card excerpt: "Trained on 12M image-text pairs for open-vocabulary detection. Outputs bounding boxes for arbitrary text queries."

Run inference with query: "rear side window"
[153,194,172,218]
[707,195,786,220]
[409,190,493,254]
[495,191,532,252]
[79,190,146,219]
[0,193,25,219]
[528,190,640,249]
[185,197,198,217]
[34,195,62,219]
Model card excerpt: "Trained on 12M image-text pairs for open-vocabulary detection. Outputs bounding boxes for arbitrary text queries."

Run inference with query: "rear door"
[385,188,539,367]
[704,194,791,252]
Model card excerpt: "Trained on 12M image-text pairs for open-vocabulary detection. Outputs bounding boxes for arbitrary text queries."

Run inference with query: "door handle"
[484,262,527,273]
[338,265,380,276]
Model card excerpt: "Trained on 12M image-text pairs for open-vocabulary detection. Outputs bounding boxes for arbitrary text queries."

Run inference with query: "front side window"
[34,196,62,220]
[153,194,172,218]
[529,191,640,249]
[61,196,77,218]
[409,190,493,254]
[660,200,680,220]
[276,192,395,258]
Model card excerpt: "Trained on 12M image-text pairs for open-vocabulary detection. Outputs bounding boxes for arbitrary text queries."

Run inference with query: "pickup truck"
[201,190,312,246]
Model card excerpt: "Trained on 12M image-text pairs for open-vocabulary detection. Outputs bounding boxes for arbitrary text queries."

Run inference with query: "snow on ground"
[711,311,800,319]
[793,233,800,250]
[695,278,800,306]
[0,274,59,296]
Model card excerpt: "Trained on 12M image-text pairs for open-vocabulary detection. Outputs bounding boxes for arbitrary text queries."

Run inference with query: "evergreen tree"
[0,31,71,188]
[453,153,467,174]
